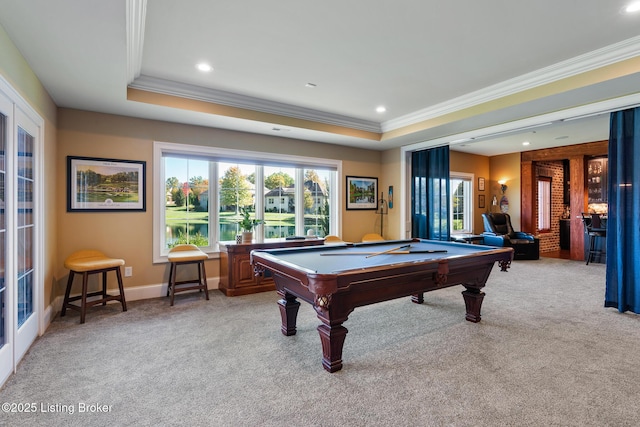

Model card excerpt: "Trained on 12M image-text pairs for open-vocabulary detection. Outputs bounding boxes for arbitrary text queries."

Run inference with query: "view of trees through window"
[164,158,209,247]
[163,156,332,248]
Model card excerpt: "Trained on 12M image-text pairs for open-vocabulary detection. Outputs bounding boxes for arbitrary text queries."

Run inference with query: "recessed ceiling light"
[305,83,317,88]
[376,106,387,113]
[623,1,640,13]
[522,141,530,146]
[196,63,213,72]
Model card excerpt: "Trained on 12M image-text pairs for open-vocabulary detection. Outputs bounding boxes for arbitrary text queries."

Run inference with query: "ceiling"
[1,0,640,155]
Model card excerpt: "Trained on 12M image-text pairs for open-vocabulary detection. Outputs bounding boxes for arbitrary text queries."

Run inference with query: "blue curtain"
[605,108,640,313]
[411,146,450,240]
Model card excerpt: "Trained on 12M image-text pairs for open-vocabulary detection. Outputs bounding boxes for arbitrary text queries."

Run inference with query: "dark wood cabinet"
[218,239,325,296]
[559,219,571,250]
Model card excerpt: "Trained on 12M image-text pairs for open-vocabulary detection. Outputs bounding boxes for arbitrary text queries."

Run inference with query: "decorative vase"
[241,231,253,244]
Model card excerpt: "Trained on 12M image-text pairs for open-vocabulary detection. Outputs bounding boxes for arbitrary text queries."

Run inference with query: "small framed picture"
[346,176,378,210]
[478,177,485,191]
[478,194,486,209]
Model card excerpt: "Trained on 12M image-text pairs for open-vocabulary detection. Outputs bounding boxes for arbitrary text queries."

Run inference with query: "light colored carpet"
[1,257,638,426]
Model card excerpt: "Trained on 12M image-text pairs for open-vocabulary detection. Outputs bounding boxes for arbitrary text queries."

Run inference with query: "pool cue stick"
[365,244,411,258]
[320,249,447,256]
[320,244,409,257]
[383,250,447,254]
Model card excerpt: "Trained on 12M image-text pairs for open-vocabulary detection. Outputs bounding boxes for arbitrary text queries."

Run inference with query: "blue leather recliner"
[481,213,539,260]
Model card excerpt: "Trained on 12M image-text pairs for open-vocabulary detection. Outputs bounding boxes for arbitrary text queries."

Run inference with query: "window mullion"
[330,171,338,236]
[295,168,305,236]
[209,161,218,247]
[254,165,264,242]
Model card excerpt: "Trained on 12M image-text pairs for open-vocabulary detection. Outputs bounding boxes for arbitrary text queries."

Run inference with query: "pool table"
[251,239,513,372]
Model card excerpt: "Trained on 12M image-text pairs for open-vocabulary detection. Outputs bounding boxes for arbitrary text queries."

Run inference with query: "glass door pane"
[16,127,34,326]
[13,114,38,368]
[0,101,10,385]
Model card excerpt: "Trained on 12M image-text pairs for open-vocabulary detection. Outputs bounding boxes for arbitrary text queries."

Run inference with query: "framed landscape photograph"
[346,176,378,210]
[67,156,146,212]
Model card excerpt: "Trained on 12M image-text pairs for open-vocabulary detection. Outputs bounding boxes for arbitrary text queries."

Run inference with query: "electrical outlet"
[124,266,133,277]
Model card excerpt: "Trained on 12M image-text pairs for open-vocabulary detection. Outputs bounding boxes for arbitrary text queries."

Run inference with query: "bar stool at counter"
[582,213,607,265]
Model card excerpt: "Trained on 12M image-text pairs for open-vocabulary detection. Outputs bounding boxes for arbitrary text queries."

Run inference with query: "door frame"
[0,74,44,386]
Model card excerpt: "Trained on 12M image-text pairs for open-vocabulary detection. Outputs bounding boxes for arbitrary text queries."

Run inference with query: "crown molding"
[382,35,640,132]
[127,4,639,138]
[126,0,147,83]
[129,75,382,133]
[123,0,375,134]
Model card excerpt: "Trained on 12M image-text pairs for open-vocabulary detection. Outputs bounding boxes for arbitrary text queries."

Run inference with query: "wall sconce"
[498,180,508,194]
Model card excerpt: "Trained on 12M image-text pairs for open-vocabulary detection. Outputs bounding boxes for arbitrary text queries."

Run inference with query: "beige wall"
[0,25,58,310]
[57,109,382,295]
[489,153,522,228]
[380,148,402,239]
[450,151,491,234]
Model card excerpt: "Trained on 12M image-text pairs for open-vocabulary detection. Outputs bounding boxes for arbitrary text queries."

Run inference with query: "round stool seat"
[167,244,208,263]
[65,249,125,272]
[62,249,127,324]
[166,244,209,306]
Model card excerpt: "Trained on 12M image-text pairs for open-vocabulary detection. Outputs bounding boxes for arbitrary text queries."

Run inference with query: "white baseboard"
[43,276,220,329]
[123,277,219,301]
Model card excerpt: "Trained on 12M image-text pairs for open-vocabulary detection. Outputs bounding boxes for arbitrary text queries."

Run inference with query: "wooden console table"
[218,239,324,296]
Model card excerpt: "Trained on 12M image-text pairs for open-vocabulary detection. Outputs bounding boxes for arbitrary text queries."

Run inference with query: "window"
[538,177,552,232]
[153,142,340,261]
[164,157,210,249]
[450,172,473,234]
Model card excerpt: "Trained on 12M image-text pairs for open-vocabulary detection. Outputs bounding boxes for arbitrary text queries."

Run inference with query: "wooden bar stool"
[167,244,209,306]
[584,213,607,265]
[62,250,127,324]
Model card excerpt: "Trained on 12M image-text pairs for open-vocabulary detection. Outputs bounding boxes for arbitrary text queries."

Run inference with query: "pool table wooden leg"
[462,286,485,323]
[277,291,300,336]
[317,322,348,373]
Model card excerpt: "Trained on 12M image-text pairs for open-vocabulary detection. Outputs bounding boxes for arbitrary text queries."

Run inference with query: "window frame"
[153,141,341,263]
[537,176,552,233]
[449,171,474,234]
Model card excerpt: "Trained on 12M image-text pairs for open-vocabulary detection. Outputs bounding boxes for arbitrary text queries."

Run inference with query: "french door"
[0,80,41,386]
